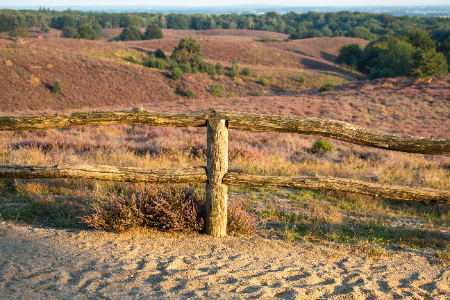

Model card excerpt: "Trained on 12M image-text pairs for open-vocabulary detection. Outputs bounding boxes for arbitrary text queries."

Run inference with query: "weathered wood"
[205,119,228,237]
[213,110,450,155]
[1,108,448,155]
[223,173,450,204]
[0,164,207,183]
[0,108,211,131]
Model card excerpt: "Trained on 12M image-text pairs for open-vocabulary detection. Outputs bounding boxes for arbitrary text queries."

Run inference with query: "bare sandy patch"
[0,223,449,299]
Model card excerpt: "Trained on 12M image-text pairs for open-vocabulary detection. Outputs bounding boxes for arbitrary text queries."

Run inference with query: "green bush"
[156,58,165,70]
[52,80,62,94]
[229,61,239,78]
[408,49,448,80]
[319,83,334,92]
[192,66,199,74]
[207,84,224,97]
[171,37,203,68]
[180,62,192,73]
[201,62,216,76]
[154,48,166,59]
[144,24,164,40]
[335,44,363,68]
[142,54,156,68]
[187,88,196,98]
[226,92,233,97]
[369,68,396,79]
[215,62,224,75]
[120,25,142,41]
[298,75,306,83]
[242,67,251,76]
[62,27,76,38]
[259,75,270,86]
[311,139,333,153]
[172,67,183,80]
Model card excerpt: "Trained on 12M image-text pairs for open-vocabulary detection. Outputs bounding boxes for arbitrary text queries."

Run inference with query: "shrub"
[142,54,156,68]
[215,62,224,75]
[144,24,164,40]
[207,84,224,97]
[54,33,59,38]
[226,92,233,97]
[242,67,251,76]
[156,58,165,70]
[180,62,192,73]
[81,185,260,235]
[41,23,51,33]
[298,75,306,83]
[187,88,196,98]
[259,75,270,86]
[192,66,199,74]
[120,25,142,41]
[229,60,239,78]
[369,68,396,79]
[201,62,216,76]
[172,67,183,80]
[319,83,334,92]
[52,80,62,94]
[169,60,178,71]
[154,48,166,59]
[311,139,333,153]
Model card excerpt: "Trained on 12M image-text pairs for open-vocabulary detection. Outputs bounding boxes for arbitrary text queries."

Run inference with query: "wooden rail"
[1,108,450,236]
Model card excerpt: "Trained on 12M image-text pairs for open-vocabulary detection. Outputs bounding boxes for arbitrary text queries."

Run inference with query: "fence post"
[205,119,228,237]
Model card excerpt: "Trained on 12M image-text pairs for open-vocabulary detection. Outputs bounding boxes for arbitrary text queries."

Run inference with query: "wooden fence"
[1,108,449,237]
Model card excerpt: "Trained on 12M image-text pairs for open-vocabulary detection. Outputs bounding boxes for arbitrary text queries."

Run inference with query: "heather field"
[1,29,450,299]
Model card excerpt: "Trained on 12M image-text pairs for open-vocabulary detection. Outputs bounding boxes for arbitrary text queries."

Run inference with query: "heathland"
[1,24,450,299]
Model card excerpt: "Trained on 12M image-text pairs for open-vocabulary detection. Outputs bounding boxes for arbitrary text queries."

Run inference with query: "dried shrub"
[47,64,53,69]
[5,60,12,66]
[29,75,41,87]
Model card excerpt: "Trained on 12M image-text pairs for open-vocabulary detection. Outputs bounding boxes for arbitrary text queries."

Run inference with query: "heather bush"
[242,67,251,76]
[311,139,333,153]
[52,80,62,94]
[319,83,334,92]
[172,67,183,80]
[81,185,259,235]
[227,201,260,236]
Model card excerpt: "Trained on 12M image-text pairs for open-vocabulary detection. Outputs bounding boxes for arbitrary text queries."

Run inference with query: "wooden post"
[205,119,228,237]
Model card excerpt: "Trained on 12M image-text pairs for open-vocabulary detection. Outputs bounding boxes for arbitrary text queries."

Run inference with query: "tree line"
[1,9,450,43]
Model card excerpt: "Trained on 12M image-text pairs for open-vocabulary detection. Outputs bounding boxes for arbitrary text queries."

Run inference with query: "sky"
[2,1,450,7]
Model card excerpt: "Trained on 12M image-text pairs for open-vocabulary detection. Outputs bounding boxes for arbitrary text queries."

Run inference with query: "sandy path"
[0,223,449,299]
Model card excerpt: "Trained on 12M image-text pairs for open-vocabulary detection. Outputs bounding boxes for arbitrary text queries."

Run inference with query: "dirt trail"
[0,223,449,299]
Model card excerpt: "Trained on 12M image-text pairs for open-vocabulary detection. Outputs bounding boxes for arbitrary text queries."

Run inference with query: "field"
[0,29,450,299]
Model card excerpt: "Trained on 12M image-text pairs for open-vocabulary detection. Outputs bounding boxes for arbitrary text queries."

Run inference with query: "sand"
[0,223,449,299]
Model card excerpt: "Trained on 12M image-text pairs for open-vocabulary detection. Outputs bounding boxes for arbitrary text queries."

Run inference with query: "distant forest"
[1,8,450,43]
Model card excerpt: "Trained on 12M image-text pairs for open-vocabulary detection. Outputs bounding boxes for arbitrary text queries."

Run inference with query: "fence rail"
[1,108,449,236]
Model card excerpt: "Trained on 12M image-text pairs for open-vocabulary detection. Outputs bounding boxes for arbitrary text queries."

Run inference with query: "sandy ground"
[0,223,449,299]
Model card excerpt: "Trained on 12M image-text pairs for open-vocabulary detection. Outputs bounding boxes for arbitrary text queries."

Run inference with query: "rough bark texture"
[1,108,448,155]
[0,108,211,131]
[205,119,228,237]
[223,173,450,204]
[0,165,207,183]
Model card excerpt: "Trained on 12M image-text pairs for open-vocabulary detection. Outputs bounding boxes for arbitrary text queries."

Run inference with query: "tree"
[358,35,398,73]
[53,80,62,94]
[172,67,183,80]
[144,24,164,40]
[76,24,99,40]
[335,44,363,68]
[62,27,77,38]
[41,23,50,33]
[167,14,189,30]
[374,41,416,77]
[408,49,448,80]
[92,22,103,37]
[154,48,166,59]
[345,26,377,41]
[401,29,436,51]
[171,37,203,68]
[120,25,142,41]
